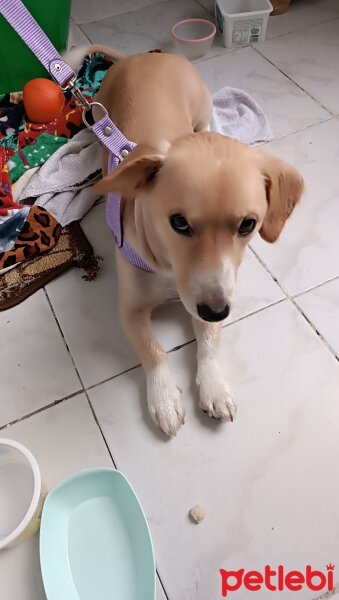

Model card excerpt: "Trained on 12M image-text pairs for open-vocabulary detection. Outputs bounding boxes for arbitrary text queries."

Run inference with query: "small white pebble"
[189,505,207,524]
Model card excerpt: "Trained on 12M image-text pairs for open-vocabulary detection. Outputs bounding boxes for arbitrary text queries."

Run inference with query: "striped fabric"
[0,0,75,86]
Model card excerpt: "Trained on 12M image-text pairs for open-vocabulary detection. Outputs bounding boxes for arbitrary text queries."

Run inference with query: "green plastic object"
[40,468,156,600]
[0,0,71,94]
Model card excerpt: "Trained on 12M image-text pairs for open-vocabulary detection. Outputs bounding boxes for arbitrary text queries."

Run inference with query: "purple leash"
[0,0,74,87]
[0,0,153,272]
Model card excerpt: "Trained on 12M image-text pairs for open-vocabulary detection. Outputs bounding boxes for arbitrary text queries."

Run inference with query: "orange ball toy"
[23,78,65,123]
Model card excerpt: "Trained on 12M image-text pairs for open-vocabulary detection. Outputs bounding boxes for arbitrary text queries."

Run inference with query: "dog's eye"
[169,214,193,236]
[238,218,257,236]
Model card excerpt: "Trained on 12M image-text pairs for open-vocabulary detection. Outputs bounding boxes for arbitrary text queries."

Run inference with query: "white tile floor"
[1,1,339,598]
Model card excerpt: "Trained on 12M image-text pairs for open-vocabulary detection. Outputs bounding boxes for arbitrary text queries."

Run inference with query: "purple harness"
[0,0,153,273]
[92,115,153,272]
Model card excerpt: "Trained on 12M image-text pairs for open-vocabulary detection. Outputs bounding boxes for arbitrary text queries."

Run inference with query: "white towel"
[210,86,273,145]
[17,129,102,226]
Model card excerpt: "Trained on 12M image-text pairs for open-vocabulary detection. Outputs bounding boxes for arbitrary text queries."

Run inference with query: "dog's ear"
[93,144,165,197]
[257,151,304,243]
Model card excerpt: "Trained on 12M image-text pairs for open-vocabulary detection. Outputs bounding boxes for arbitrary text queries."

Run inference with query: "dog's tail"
[62,44,125,73]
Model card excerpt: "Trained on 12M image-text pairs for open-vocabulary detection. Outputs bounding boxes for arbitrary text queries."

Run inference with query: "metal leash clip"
[64,76,108,129]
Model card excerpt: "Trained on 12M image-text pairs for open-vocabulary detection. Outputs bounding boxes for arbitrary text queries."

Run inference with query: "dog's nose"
[197,303,230,322]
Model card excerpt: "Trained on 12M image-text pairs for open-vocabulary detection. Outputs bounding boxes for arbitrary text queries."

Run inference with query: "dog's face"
[95,133,303,322]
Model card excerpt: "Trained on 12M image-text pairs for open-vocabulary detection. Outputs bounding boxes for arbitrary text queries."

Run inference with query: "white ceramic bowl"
[0,439,45,549]
[171,18,216,60]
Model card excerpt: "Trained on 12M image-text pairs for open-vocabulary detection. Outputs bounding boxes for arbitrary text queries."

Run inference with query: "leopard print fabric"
[0,205,61,270]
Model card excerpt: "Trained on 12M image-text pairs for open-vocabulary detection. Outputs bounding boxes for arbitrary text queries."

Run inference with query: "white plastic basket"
[215,0,273,48]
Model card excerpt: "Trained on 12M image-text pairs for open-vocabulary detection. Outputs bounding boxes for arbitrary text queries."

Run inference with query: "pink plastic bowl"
[171,18,216,60]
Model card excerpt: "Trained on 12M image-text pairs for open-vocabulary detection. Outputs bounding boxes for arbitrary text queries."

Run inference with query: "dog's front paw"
[196,358,237,422]
[147,364,185,437]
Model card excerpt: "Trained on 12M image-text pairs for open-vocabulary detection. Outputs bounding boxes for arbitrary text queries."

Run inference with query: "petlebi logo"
[219,564,335,596]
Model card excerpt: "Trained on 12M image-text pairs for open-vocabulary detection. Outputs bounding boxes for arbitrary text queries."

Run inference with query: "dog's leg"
[120,304,185,437]
[192,318,237,422]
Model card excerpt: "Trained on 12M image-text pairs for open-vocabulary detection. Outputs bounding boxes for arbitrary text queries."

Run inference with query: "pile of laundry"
[0,53,112,273]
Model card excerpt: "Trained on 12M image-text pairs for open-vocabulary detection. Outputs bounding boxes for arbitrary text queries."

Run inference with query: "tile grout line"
[0,390,84,432]
[77,23,93,43]
[83,389,118,469]
[249,247,339,300]
[292,273,339,299]
[193,0,213,14]
[43,288,85,391]
[249,248,339,362]
[265,14,339,42]
[222,297,285,327]
[1,287,89,431]
[76,0,173,27]
[194,44,241,65]
[194,50,332,141]
[86,362,142,392]
[195,52,333,144]
[266,116,333,144]
[252,45,335,117]
[43,288,120,467]
[156,572,170,600]
[85,296,286,394]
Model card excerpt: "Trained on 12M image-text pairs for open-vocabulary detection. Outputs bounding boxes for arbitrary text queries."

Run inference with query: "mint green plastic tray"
[40,468,155,600]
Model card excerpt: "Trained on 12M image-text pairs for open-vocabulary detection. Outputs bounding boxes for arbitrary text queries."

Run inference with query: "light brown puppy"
[72,47,303,437]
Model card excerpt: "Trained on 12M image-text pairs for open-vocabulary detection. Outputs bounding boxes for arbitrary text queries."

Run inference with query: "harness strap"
[107,156,154,273]
[0,0,154,272]
[91,109,154,272]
